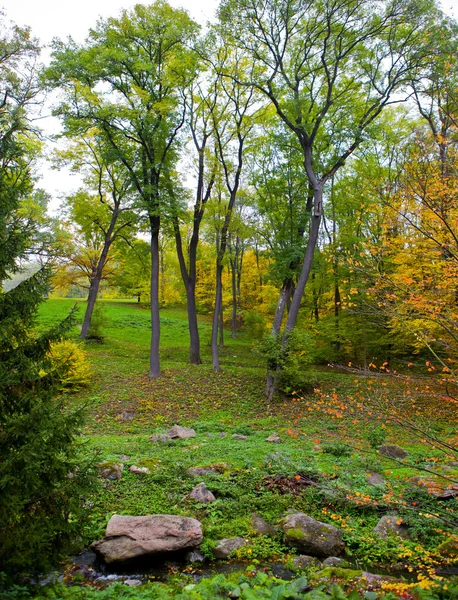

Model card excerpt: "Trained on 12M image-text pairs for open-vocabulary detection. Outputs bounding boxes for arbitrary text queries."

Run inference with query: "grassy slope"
[36,299,458,582]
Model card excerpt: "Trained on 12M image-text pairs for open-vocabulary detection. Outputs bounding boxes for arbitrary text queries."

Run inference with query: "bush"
[47,339,92,389]
[244,310,267,339]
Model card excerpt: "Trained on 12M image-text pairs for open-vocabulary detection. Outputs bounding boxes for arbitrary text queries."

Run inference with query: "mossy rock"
[317,567,363,580]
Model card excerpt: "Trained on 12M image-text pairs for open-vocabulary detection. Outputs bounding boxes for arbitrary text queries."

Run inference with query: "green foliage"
[46,339,93,388]
[322,442,352,458]
[258,330,317,393]
[244,309,267,339]
[87,302,108,341]
[366,426,387,449]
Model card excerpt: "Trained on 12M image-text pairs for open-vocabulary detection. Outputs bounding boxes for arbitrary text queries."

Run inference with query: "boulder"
[282,512,344,557]
[266,434,281,443]
[323,557,346,567]
[233,434,248,441]
[292,555,322,568]
[377,445,409,459]
[186,549,205,563]
[213,537,246,559]
[98,462,124,480]
[119,410,136,422]
[150,434,170,443]
[251,513,277,537]
[130,465,150,475]
[219,432,227,438]
[373,515,409,540]
[124,579,142,586]
[189,482,216,503]
[166,425,196,439]
[91,514,203,565]
[367,473,385,486]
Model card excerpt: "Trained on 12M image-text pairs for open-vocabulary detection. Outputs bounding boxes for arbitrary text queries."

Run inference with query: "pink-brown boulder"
[91,514,203,564]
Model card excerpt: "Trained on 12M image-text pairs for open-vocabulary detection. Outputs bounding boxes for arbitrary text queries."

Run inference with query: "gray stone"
[322,557,346,567]
[129,465,150,475]
[186,550,205,563]
[219,432,227,438]
[91,514,203,564]
[251,513,277,537]
[188,467,217,477]
[233,434,248,441]
[213,537,246,559]
[292,555,322,568]
[98,462,124,480]
[119,410,136,422]
[367,473,385,485]
[119,455,130,462]
[361,572,397,584]
[166,425,196,439]
[377,445,409,459]
[124,579,142,586]
[266,434,281,443]
[282,512,344,557]
[373,515,409,540]
[189,482,216,503]
[150,434,170,443]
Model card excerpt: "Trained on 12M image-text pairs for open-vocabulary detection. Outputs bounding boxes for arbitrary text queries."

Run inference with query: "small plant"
[322,441,352,457]
[366,425,387,449]
[46,340,93,389]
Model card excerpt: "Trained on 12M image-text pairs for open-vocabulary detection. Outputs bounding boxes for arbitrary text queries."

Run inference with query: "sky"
[1,0,458,209]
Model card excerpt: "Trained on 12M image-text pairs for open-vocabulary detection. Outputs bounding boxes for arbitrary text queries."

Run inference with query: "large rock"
[98,462,124,480]
[189,482,216,503]
[377,445,409,459]
[213,537,246,559]
[166,425,196,439]
[91,515,203,564]
[251,513,277,537]
[373,515,409,540]
[282,512,344,557]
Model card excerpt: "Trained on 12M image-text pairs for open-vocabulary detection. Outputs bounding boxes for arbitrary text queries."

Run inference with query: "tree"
[0,13,94,576]
[46,1,199,377]
[218,0,439,398]
[53,132,137,338]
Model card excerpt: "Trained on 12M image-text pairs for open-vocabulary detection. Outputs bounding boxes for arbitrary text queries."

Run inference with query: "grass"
[30,298,458,597]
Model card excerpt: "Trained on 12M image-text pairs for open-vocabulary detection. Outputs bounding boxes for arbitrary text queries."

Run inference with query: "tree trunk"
[219,300,224,347]
[265,185,323,399]
[149,214,161,378]
[186,281,201,365]
[211,263,223,372]
[231,257,237,339]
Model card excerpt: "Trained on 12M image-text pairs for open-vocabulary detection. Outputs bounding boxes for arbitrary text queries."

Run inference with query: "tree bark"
[211,262,223,372]
[149,214,161,378]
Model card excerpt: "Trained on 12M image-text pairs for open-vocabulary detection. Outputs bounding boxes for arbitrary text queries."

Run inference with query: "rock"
[150,434,170,443]
[377,445,409,459]
[119,410,136,422]
[266,434,281,443]
[367,473,385,485]
[251,513,277,537]
[219,432,227,438]
[433,487,458,500]
[129,465,150,475]
[189,482,216,503]
[373,515,409,540]
[361,572,397,584]
[323,557,346,567]
[166,425,196,439]
[292,555,322,568]
[124,579,142,586]
[233,434,248,441]
[282,512,344,557]
[98,462,124,480]
[91,514,203,564]
[213,537,246,559]
[188,467,218,477]
[119,455,130,462]
[186,550,205,563]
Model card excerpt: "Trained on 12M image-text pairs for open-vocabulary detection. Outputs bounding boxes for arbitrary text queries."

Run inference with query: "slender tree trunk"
[219,301,224,347]
[265,186,323,400]
[212,263,223,371]
[231,257,237,339]
[186,281,201,364]
[149,214,161,378]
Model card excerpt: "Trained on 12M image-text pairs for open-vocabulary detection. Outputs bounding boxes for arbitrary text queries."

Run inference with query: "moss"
[285,528,306,540]
[317,567,363,580]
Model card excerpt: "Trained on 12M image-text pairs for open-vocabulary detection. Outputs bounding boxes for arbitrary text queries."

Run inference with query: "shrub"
[47,339,92,389]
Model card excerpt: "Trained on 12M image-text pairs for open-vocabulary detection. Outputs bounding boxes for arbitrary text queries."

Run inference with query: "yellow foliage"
[47,340,93,389]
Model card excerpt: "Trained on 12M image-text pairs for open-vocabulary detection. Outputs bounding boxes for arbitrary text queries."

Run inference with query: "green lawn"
[28,298,458,598]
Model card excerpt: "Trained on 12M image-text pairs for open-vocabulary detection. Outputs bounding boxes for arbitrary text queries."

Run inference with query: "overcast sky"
[1,0,457,210]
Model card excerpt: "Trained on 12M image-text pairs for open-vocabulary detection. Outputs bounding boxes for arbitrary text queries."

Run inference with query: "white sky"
[1,0,457,210]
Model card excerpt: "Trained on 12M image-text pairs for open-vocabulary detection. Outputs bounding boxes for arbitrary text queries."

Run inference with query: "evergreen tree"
[0,13,94,578]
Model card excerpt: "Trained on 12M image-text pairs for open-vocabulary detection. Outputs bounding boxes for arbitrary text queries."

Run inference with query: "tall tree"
[46,1,199,377]
[218,0,439,398]
[0,13,93,576]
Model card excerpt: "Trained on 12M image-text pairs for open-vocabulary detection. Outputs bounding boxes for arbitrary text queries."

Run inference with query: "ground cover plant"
[9,298,456,600]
